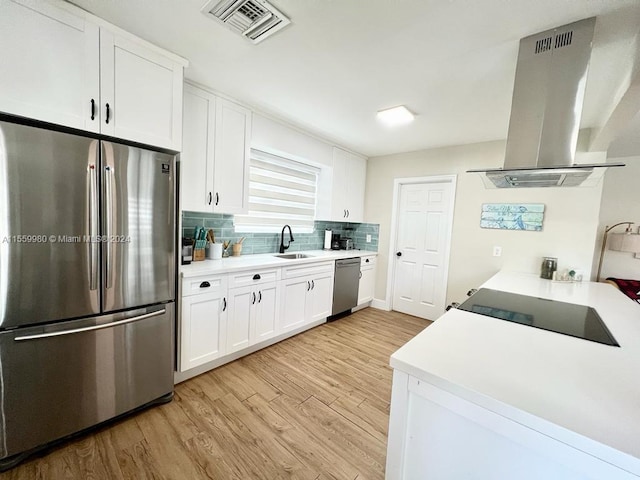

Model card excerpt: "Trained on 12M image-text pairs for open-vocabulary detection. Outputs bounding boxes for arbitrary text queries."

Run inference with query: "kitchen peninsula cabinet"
[0,0,186,150]
[181,84,251,214]
[180,274,228,371]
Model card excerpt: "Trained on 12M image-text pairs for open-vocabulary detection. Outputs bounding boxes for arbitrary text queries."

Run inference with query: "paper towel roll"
[324,229,332,250]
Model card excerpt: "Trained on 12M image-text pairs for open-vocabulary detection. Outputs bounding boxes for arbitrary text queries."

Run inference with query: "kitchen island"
[386,271,640,479]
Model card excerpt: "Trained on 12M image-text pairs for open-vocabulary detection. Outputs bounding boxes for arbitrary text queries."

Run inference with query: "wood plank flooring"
[3,308,430,480]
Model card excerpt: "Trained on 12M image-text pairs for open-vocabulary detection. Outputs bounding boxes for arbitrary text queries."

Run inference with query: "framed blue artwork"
[480,203,544,231]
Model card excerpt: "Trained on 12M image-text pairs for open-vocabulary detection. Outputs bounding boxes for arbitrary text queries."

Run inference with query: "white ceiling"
[68,0,640,158]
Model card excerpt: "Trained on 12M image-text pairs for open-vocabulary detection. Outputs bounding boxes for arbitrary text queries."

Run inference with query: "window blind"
[234,149,319,233]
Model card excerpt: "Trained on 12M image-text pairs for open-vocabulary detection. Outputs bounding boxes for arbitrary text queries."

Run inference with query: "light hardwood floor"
[3,308,430,480]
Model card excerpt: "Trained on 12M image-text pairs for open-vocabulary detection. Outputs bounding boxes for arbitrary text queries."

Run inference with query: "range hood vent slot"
[201,0,291,44]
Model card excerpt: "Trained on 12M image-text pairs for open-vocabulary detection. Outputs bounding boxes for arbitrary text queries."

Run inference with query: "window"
[234,149,319,233]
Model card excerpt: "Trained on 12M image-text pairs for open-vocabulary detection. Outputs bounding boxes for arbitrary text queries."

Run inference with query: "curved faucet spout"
[279,225,294,254]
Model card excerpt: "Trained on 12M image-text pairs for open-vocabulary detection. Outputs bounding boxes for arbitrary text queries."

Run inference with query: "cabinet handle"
[222,297,227,311]
[208,192,212,205]
[105,103,110,124]
[311,280,315,290]
[215,192,219,206]
[90,99,95,121]
[199,281,210,288]
[307,281,311,291]
[365,259,370,263]
[346,209,350,218]
[253,274,261,280]
[258,291,262,303]
[359,271,362,279]
[252,292,256,304]
[343,209,347,218]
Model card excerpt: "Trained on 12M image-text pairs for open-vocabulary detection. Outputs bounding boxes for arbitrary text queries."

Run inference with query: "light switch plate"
[493,246,502,257]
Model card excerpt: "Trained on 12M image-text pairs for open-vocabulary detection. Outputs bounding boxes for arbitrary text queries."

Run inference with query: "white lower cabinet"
[226,268,280,354]
[180,275,228,372]
[358,255,376,305]
[279,261,334,333]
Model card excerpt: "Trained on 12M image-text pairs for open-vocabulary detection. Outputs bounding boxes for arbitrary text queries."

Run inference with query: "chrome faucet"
[279,225,294,253]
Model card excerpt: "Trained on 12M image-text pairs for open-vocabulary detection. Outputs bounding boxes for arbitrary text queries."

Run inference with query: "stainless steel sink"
[274,253,313,259]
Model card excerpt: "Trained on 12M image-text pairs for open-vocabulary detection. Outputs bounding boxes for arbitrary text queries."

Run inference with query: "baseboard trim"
[174,318,327,384]
[371,298,390,311]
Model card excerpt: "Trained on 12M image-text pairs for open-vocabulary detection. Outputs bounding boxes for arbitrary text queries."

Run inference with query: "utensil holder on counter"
[232,243,242,256]
[206,242,223,260]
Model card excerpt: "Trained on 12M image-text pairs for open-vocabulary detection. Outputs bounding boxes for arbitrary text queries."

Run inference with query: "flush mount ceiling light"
[376,105,415,127]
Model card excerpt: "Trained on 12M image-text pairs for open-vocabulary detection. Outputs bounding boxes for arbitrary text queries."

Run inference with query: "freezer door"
[0,120,100,329]
[102,142,175,312]
[0,304,174,462]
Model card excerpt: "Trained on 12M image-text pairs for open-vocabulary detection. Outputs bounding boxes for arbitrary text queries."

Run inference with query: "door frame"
[384,175,457,317]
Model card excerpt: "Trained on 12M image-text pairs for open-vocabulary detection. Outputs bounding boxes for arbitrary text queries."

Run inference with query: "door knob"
[396,252,402,257]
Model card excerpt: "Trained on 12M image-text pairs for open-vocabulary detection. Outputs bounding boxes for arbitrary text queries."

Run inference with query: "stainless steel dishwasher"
[332,257,361,316]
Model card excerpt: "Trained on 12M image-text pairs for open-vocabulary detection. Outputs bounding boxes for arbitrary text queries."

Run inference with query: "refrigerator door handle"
[14,308,166,342]
[105,164,114,289]
[88,145,99,291]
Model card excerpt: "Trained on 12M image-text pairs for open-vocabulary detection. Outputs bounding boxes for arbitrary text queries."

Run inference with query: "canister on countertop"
[541,257,557,280]
[324,229,332,250]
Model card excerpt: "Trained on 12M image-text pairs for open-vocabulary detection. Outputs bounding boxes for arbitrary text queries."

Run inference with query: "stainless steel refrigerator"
[0,118,176,469]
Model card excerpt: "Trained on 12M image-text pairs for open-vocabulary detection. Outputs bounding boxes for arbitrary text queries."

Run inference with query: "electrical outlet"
[493,246,502,257]
[366,234,372,243]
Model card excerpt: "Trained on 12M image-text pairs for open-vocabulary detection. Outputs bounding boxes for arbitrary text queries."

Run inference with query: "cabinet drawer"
[182,274,227,297]
[282,261,335,279]
[228,268,280,288]
[361,255,377,267]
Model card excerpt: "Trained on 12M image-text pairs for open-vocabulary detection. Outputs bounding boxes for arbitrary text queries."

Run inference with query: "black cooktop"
[458,288,619,347]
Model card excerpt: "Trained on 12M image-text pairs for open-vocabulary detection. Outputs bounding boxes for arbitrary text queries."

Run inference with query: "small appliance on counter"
[339,237,354,250]
[181,237,193,265]
[331,233,341,250]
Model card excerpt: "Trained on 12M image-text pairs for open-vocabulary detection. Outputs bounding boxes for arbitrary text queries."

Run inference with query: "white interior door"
[392,180,454,320]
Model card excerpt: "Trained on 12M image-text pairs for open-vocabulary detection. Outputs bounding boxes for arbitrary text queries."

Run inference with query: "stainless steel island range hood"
[469,17,623,188]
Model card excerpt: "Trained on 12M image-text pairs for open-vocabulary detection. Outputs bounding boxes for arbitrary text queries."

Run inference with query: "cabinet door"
[180,291,227,371]
[346,154,366,222]
[226,286,253,354]
[253,283,278,343]
[307,273,334,323]
[280,277,309,333]
[0,0,99,132]
[330,147,349,221]
[100,30,183,150]
[213,98,251,214]
[358,266,375,305]
[182,86,215,212]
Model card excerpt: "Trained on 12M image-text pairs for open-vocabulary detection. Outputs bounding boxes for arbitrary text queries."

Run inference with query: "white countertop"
[391,271,640,474]
[181,249,377,277]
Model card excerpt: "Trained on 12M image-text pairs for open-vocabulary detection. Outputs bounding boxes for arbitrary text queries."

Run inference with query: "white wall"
[595,156,640,280]
[365,140,605,308]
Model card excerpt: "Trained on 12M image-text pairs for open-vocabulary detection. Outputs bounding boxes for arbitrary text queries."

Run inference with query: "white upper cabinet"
[213,98,251,214]
[0,0,100,132]
[328,147,367,222]
[100,30,184,150]
[181,84,251,214]
[0,0,186,150]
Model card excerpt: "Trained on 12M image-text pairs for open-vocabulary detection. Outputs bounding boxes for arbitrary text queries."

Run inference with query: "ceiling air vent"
[201,0,291,44]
